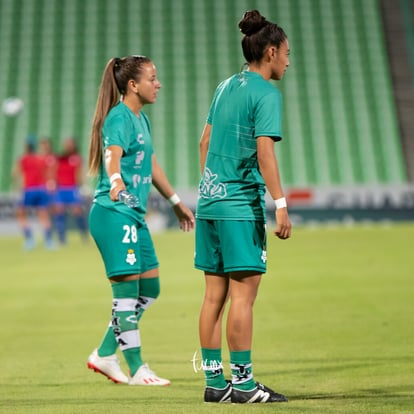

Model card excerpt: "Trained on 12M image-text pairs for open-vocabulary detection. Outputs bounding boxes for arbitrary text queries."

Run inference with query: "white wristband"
[109,173,122,184]
[168,193,181,206]
[274,197,287,209]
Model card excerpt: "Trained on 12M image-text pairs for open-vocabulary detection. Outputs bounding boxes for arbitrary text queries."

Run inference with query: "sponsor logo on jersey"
[132,174,152,188]
[199,168,227,199]
[135,151,145,165]
[136,133,145,144]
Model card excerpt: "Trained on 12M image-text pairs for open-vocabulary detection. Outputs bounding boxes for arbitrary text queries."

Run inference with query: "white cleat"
[129,363,171,386]
[87,349,128,384]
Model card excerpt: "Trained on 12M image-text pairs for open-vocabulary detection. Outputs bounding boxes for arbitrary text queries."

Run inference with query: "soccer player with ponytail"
[87,55,194,385]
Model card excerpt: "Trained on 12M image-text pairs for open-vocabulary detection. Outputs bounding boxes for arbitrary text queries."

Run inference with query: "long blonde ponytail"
[88,58,119,176]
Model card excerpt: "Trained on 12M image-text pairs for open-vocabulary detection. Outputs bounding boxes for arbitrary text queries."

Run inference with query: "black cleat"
[204,381,232,403]
[231,382,288,403]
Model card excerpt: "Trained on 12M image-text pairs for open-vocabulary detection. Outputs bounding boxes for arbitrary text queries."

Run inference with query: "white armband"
[109,173,122,184]
[168,193,181,206]
[274,197,287,209]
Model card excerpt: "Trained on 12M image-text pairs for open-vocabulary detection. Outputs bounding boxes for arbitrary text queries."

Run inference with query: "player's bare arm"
[151,154,195,232]
[199,123,211,173]
[104,145,125,201]
[257,136,291,240]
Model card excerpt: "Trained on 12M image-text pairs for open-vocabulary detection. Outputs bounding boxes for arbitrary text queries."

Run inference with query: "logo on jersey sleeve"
[199,168,227,199]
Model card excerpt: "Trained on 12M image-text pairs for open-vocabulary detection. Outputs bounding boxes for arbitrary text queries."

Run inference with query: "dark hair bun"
[238,10,268,36]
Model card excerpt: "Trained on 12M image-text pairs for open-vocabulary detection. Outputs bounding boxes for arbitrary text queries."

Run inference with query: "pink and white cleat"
[87,349,128,384]
[129,363,170,386]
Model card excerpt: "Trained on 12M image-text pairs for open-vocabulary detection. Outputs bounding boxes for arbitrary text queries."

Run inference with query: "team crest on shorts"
[126,249,137,265]
[261,250,267,263]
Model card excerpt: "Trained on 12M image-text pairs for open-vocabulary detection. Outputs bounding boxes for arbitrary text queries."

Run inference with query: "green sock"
[97,323,118,357]
[97,278,160,356]
[201,348,227,389]
[230,350,256,391]
[136,277,160,321]
[111,280,142,376]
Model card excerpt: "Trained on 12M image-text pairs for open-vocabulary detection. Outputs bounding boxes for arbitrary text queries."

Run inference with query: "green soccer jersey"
[196,71,283,221]
[93,102,153,225]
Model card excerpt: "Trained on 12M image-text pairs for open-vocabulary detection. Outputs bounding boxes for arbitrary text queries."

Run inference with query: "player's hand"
[274,208,292,240]
[110,180,126,201]
[172,203,195,232]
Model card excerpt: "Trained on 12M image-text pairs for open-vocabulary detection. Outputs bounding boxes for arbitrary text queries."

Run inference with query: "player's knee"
[139,277,160,299]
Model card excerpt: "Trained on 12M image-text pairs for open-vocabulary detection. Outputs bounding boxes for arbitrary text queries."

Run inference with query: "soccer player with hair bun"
[195,10,292,403]
[87,55,194,386]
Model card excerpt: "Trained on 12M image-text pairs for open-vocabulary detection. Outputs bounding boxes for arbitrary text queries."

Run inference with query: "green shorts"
[194,219,267,274]
[89,203,159,278]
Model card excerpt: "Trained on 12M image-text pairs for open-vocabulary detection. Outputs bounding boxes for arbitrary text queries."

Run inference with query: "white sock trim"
[118,330,141,350]
[137,296,156,311]
[113,298,138,312]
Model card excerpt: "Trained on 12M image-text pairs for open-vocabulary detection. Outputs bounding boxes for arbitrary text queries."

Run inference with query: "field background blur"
[1,0,414,412]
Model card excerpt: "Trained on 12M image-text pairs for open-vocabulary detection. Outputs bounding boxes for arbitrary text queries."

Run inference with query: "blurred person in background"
[12,136,55,250]
[54,137,87,244]
[38,137,58,197]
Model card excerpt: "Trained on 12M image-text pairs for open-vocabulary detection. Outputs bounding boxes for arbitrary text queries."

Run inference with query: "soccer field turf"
[0,224,413,414]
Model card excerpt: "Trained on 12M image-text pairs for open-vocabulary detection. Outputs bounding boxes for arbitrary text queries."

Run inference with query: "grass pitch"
[0,223,413,413]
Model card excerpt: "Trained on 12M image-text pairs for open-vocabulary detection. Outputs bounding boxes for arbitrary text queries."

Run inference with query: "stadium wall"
[1,184,413,237]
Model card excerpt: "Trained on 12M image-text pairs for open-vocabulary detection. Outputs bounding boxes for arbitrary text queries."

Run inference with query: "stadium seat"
[0,0,407,192]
